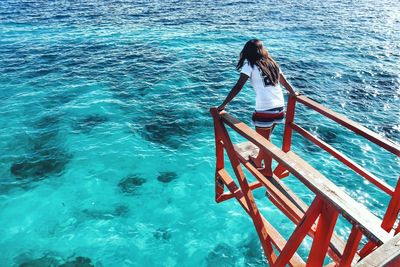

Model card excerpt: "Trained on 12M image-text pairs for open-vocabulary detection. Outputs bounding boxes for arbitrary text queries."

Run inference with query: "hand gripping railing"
[209,94,400,266]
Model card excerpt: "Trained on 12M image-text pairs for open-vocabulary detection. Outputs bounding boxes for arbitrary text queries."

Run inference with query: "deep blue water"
[0,0,399,266]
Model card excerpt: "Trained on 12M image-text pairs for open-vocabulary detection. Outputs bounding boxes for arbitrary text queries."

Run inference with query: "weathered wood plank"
[221,112,391,245]
[234,142,353,263]
[355,233,400,266]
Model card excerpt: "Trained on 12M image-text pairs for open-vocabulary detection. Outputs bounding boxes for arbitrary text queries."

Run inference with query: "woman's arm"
[217,73,249,111]
[279,73,296,95]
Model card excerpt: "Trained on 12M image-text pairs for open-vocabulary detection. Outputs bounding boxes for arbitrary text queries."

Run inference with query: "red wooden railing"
[210,93,400,266]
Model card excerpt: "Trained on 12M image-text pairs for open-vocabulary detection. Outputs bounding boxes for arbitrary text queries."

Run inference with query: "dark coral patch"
[35,114,60,130]
[242,236,268,266]
[153,228,171,241]
[11,148,70,180]
[157,172,177,183]
[113,204,129,216]
[60,256,94,267]
[72,114,108,133]
[118,175,146,194]
[138,107,198,149]
[206,243,237,267]
[143,120,190,149]
[19,255,60,267]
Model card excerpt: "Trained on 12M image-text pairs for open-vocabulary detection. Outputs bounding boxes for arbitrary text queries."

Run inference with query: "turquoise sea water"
[0,0,399,266]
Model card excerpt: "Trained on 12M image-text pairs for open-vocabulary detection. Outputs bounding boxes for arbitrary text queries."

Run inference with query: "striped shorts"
[251,106,285,128]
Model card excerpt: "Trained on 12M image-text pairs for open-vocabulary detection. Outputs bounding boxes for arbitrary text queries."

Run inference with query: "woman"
[217,39,296,177]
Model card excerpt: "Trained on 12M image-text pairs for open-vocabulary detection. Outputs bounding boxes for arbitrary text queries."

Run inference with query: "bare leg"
[249,125,275,177]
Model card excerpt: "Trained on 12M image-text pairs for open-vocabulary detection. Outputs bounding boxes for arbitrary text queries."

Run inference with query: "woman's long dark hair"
[236,39,280,86]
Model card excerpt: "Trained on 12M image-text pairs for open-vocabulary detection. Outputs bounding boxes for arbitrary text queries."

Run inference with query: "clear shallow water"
[0,0,399,266]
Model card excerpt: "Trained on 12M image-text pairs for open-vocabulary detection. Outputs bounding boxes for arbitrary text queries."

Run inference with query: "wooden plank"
[235,142,307,214]
[355,233,400,267]
[292,123,394,196]
[234,141,259,160]
[218,169,305,266]
[221,112,391,245]
[234,143,349,263]
[296,95,400,156]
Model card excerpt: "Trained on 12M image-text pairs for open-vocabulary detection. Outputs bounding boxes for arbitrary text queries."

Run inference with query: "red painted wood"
[296,95,400,156]
[282,94,297,152]
[381,178,400,232]
[307,203,339,266]
[273,197,323,266]
[291,122,394,196]
[339,226,363,267]
[210,104,399,266]
[211,109,225,201]
[210,108,277,264]
[217,168,305,266]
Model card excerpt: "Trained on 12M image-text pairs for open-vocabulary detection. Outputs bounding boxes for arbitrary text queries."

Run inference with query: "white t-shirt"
[241,61,285,111]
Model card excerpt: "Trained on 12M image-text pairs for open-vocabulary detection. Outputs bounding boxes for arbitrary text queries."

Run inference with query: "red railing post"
[307,202,339,266]
[210,108,277,264]
[211,108,225,202]
[381,177,400,232]
[273,196,323,266]
[282,94,297,152]
[274,94,297,178]
[339,226,363,267]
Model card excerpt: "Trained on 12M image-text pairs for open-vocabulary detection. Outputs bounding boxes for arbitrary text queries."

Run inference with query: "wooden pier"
[210,93,400,266]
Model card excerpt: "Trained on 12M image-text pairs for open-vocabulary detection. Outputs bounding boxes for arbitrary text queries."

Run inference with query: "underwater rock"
[35,114,60,130]
[143,120,188,149]
[157,172,177,183]
[113,204,129,216]
[19,255,59,267]
[153,228,171,241]
[242,235,268,266]
[72,115,108,133]
[206,243,238,267]
[11,150,70,180]
[60,256,94,267]
[139,106,198,149]
[118,175,146,194]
